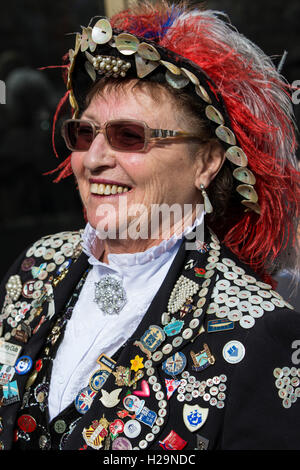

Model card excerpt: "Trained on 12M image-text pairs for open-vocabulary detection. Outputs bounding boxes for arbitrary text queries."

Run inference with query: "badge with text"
[1,380,20,406]
[159,430,187,450]
[165,378,181,399]
[0,340,22,366]
[136,406,157,427]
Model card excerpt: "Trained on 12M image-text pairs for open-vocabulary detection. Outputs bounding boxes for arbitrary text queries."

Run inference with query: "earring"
[200,184,213,214]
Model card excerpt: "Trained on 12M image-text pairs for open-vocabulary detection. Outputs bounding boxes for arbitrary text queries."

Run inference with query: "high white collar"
[81,212,204,268]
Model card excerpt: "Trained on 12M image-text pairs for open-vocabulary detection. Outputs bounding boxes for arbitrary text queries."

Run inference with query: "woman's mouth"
[90,182,132,196]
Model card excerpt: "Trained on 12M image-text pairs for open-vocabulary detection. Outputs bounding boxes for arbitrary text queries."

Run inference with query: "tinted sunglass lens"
[106,121,145,150]
[67,121,94,151]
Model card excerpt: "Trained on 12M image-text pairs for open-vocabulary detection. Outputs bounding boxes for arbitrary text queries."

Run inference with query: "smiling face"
[71,81,223,251]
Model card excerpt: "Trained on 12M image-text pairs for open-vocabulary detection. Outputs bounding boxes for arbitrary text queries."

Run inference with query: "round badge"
[239,315,255,329]
[54,419,67,434]
[124,419,141,438]
[112,437,133,450]
[89,369,110,392]
[15,356,33,375]
[22,280,36,299]
[74,386,97,414]
[223,340,245,364]
[18,414,37,433]
[21,258,35,272]
[162,352,187,376]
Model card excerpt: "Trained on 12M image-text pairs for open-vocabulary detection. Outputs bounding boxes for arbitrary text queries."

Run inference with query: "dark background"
[0,0,299,281]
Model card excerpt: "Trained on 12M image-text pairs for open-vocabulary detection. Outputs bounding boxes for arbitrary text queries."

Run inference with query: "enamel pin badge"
[190,343,215,372]
[183,404,209,432]
[82,417,109,450]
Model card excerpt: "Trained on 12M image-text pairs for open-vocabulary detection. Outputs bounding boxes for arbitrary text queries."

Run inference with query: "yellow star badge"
[130,355,144,372]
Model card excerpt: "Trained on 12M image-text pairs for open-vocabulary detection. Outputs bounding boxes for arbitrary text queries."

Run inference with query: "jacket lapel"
[63,229,218,450]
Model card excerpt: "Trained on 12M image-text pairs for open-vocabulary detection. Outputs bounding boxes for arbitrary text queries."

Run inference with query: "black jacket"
[0,228,299,451]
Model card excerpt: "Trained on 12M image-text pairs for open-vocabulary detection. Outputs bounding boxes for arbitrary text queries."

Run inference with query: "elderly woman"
[0,1,299,451]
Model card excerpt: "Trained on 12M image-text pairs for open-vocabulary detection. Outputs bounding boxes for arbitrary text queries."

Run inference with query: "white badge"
[223,340,245,364]
[0,339,22,366]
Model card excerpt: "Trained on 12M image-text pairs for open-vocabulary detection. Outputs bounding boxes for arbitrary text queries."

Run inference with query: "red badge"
[17,414,37,433]
[159,430,187,450]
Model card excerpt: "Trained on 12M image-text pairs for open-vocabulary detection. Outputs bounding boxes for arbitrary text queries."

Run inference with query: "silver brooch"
[94,275,127,315]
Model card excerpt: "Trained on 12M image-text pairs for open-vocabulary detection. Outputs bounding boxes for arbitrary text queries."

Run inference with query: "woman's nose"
[83,132,116,172]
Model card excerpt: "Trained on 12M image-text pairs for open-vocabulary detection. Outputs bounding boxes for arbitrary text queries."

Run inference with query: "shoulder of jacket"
[193,229,297,333]
[1,229,85,320]
[25,229,84,256]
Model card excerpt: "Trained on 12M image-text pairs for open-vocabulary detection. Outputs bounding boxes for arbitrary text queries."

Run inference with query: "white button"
[226,286,240,296]
[216,263,228,273]
[222,258,236,267]
[234,279,248,287]
[162,344,173,355]
[246,285,260,292]
[215,293,228,304]
[249,295,262,305]
[189,318,199,329]
[139,440,148,449]
[216,306,229,318]
[225,296,239,308]
[228,310,242,322]
[237,290,250,299]
[261,301,275,311]
[271,298,285,308]
[182,328,193,339]
[216,279,230,290]
[242,274,256,283]
[256,281,272,289]
[206,302,219,314]
[232,266,245,275]
[152,383,161,392]
[238,300,251,312]
[202,279,211,288]
[258,290,272,298]
[239,315,255,329]
[224,271,238,280]
[249,305,264,318]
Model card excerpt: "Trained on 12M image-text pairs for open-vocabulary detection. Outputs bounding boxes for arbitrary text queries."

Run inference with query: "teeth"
[90,183,130,195]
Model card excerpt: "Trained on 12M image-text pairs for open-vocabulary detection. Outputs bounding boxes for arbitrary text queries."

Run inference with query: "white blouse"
[48,215,203,421]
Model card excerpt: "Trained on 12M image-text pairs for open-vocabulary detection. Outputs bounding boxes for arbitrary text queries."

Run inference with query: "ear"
[193,140,225,190]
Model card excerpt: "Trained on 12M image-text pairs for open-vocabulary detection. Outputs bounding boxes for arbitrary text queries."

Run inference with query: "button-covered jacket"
[0,228,299,450]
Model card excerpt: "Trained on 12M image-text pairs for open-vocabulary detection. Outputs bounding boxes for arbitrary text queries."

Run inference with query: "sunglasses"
[61,118,203,152]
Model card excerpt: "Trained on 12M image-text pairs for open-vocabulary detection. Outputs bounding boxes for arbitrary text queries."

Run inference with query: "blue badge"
[207,318,234,332]
[1,380,20,405]
[89,369,110,392]
[136,406,157,427]
[75,386,97,414]
[163,318,184,336]
[31,263,47,279]
[162,352,187,376]
[15,356,33,375]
